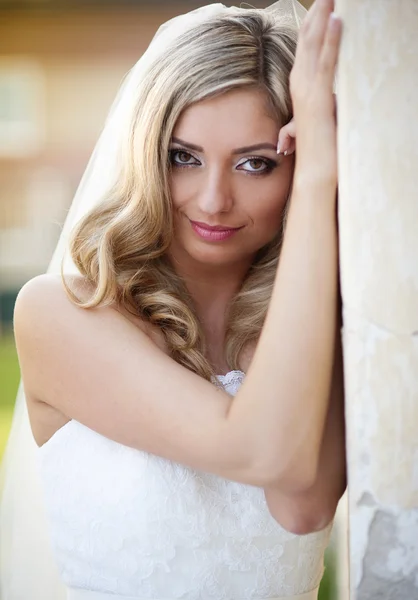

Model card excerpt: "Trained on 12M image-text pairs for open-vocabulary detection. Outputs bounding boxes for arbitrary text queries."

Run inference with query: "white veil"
[0,2,306,598]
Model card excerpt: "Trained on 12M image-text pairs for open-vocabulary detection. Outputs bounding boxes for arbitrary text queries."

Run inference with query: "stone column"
[336,1,418,598]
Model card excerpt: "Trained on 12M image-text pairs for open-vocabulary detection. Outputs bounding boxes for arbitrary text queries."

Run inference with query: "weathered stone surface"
[336,1,418,598]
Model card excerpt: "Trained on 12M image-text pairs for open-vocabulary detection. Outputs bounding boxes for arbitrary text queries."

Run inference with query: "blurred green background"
[0,334,19,459]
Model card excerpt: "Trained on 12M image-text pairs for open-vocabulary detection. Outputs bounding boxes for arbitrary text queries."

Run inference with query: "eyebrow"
[171,137,277,154]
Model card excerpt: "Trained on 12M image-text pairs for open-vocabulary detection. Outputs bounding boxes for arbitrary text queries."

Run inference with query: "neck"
[167,248,253,372]
[172,257,251,325]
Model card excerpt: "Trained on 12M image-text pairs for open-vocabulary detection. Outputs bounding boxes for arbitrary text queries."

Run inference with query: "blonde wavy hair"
[64,8,298,380]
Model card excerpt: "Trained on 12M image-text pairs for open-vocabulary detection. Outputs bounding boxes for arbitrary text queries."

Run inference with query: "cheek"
[243,178,290,229]
[251,166,293,230]
[252,195,288,234]
[169,175,189,210]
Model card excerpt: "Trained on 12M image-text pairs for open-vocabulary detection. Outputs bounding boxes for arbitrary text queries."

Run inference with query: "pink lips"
[190,220,243,241]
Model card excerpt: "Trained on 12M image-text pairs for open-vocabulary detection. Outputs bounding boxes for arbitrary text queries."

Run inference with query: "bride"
[1,0,345,598]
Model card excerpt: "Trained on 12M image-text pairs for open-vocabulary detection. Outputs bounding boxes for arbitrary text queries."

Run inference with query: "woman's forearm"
[228,173,338,491]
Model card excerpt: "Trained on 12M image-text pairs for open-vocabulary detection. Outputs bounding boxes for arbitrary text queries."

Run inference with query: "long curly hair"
[64,8,298,380]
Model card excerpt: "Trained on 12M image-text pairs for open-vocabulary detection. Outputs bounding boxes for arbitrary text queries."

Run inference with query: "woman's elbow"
[276,510,334,535]
[265,488,335,536]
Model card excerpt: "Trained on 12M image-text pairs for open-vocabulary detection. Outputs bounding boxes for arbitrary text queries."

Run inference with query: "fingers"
[298,0,336,70]
[277,93,338,156]
[299,0,332,35]
[290,0,342,109]
[277,120,296,156]
[283,0,341,163]
[318,12,342,86]
[301,0,334,49]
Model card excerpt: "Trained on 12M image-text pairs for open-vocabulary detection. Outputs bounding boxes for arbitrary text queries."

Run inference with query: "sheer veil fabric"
[0,2,306,599]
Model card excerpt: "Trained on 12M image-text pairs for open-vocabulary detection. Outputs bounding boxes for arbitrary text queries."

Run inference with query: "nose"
[197,169,233,216]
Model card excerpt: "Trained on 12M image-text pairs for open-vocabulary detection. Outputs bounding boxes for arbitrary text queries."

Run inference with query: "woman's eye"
[237,157,276,174]
[170,150,199,167]
[248,159,265,171]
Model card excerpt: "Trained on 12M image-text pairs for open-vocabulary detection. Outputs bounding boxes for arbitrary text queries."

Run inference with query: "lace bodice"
[37,370,332,599]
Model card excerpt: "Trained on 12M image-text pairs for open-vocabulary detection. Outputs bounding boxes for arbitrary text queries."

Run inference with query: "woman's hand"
[277,95,336,157]
[280,0,342,186]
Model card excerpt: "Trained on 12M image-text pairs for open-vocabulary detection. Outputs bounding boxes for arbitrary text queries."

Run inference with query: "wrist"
[292,167,338,197]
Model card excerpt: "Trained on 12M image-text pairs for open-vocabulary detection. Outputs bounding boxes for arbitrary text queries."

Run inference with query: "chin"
[184,237,257,269]
[189,246,241,266]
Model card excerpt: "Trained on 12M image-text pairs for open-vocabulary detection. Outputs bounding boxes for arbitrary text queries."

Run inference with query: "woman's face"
[168,87,294,269]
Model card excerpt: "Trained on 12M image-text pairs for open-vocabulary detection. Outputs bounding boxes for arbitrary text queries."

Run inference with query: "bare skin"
[14,0,345,535]
[167,87,293,373]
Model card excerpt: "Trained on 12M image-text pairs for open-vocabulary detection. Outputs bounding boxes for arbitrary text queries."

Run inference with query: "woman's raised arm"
[14,0,342,507]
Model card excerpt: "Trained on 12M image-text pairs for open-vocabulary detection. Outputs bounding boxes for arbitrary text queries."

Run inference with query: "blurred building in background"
[0,0,309,331]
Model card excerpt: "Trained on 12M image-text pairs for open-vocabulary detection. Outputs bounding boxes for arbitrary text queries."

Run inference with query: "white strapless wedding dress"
[37,370,333,600]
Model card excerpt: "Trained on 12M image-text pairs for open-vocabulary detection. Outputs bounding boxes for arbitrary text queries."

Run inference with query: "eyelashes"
[236,156,278,175]
[169,149,279,176]
[169,149,200,167]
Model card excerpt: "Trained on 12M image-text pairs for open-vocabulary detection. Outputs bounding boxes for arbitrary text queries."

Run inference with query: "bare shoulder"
[13,274,78,445]
[13,271,167,379]
[15,272,93,324]
[14,272,87,356]
[16,272,120,320]
[14,272,158,340]
[12,269,235,484]
[14,272,164,446]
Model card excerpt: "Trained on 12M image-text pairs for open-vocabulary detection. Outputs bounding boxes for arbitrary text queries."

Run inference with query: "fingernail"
[329,12,341,29]
[284,150,288,156]
[277,141,281,154]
